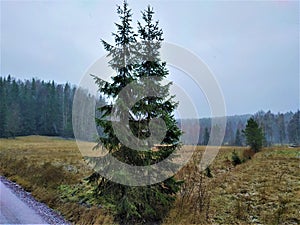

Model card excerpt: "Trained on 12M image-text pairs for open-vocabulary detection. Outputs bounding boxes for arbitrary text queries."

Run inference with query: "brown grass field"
[0,136,299,224]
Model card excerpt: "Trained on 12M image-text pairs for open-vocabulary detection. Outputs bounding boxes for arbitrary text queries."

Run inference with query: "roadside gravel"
[0,176,70,224]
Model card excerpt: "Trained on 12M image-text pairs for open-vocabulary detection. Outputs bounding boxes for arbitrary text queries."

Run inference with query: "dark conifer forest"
[0,75,105,138]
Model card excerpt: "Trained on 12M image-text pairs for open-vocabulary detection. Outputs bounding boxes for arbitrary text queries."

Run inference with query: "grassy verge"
[1,136,299,224]
[0,136,114,224]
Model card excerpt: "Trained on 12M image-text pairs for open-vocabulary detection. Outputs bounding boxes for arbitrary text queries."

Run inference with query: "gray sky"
[1,0,299,117]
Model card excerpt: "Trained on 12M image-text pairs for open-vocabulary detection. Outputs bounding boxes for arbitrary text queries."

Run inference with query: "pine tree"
[235,129,242,146]
[63,83,73,137]
[21,80,35,135]
[263,110,274,146]
[287,110,300,145]
[202,127,210,145]
[6,79,21,138]
[242,118,264,152]
[226,121,235,145]
[89,2,182,224]
[0,77,8,137]
[277,113,286,145]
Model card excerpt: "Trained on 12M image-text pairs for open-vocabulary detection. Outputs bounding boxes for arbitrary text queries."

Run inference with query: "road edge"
[0,176,70,225]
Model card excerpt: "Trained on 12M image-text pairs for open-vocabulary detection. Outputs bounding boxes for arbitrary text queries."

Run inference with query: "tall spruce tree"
[90,2,182,224]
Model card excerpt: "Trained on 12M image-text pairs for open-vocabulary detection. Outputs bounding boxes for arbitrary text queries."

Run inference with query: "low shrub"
[231,150,242,166]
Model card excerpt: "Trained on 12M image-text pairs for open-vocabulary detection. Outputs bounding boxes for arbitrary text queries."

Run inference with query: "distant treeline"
[179,110,299,146]
[1,75,299,145]
[0,75,105,138]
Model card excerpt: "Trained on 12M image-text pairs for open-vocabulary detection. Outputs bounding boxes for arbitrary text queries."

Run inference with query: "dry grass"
[164,146,300,225]
[1,136,299,224]
[0,135,114,225]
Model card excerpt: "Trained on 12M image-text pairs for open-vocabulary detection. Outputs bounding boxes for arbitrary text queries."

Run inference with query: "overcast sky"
[1,0,299,117]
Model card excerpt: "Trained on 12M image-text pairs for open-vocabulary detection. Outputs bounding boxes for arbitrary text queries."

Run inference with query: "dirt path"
[0,177,69,224]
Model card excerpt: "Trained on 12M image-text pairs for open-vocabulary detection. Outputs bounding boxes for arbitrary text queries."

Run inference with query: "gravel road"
[0,176,70,224]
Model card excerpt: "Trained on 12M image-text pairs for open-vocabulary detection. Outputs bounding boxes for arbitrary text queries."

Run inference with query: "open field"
[1,136,299,224]
[167,146,300,224]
